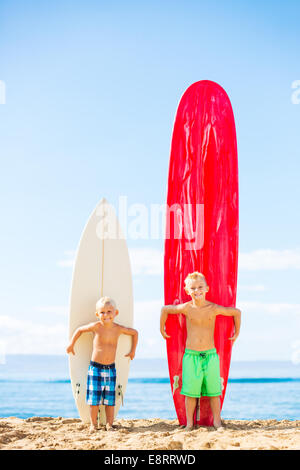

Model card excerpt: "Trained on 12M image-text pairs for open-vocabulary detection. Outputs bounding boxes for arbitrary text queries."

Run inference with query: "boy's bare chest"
[94,328,120,345]
[186,306,216,328]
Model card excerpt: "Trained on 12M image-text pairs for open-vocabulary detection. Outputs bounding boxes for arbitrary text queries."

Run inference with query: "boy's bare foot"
[184,424,194,431]
[105,423,116,432]
[213,421,224,431]
[89,424,98,433]
[215,426,224,432]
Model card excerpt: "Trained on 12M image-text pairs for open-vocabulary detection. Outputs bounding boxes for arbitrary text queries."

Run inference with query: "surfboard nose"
[99,197,108,205]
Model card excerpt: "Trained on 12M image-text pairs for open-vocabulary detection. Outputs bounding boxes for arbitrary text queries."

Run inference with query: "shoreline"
[0,417,299,450]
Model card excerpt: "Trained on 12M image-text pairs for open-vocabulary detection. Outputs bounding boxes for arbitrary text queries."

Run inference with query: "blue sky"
[0,0,299,361]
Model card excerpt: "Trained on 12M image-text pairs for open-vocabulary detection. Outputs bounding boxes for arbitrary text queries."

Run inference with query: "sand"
[0,417,299,450]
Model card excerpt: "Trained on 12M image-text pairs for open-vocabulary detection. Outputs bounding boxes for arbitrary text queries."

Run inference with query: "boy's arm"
[66,322,98,355]
[160,303,188,340]
[119,326,138,360]
[215,306,241,343]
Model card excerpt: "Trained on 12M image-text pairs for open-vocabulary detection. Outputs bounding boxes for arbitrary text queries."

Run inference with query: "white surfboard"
[68,198,133,424]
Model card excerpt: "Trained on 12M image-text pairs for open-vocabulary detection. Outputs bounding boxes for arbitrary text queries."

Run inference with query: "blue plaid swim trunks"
[86,361,116,406]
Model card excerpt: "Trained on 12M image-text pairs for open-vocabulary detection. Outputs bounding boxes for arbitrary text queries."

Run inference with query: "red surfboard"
[164,80,239,427]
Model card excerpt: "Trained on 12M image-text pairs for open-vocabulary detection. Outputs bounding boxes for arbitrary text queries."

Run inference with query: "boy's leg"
[203,352,223,429]
[181,351,203,430]
[104,365,116,431]
[105,405,115,430]
[209,396,222,428]
[89,405,99,429]
[185,396,197,429]
[86,362,102,431]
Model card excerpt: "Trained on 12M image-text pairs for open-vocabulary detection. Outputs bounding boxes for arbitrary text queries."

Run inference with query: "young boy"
[160,272,241,431]
[67,296,138,432]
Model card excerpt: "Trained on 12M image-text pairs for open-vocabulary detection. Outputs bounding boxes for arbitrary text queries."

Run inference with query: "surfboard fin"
[116,384,124,406]
[172,375,180,395]
[221,377,225,391]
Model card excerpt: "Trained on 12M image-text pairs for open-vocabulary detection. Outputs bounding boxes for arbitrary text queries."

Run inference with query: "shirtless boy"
[67,296,138,432]
[160,272,241,431]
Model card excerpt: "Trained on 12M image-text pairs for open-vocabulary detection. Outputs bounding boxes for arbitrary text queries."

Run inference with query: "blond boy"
[67,297,138,432]
[160,272,241,430]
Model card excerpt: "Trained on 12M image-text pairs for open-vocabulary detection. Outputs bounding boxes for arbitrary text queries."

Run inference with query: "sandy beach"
[0,417,299,450]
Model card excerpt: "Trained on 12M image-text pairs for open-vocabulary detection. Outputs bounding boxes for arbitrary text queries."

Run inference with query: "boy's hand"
[160,326,171,340]
[125,351,135,360]
[229,333,239,344]
[66,344,75,355]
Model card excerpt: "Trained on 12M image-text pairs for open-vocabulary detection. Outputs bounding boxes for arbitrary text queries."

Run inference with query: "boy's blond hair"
[184,271,207,286]
[96,296,116,310]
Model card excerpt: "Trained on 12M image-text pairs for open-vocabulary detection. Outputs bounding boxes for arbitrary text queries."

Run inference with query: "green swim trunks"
[181,348,221,398]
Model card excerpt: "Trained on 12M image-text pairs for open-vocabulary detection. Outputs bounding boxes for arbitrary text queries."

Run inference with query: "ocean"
[0,355,299,421]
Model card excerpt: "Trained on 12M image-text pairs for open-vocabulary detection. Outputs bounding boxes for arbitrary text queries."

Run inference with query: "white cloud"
[0,341,5,364]
[238,284,266,292]
[57,250,76,268]
[239,248,300,270]
[237,301,300,316]
[35,306,68,316]
[232,301,300,361]
[291,341,300,365]
[0,315,68,355]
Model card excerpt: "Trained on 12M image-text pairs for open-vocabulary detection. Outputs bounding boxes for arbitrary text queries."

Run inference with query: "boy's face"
[96,303,118,324]
[185,278,209,301]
